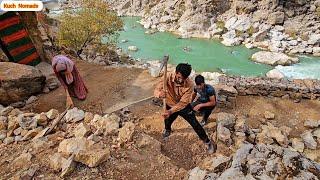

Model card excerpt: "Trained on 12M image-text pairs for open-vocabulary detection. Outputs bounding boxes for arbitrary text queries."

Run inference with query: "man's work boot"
[162,129,171,140]
[205,140,217,154]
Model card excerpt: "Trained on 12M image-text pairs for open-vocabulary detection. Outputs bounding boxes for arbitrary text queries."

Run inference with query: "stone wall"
[215,84,238,109]
[218,75,320,101]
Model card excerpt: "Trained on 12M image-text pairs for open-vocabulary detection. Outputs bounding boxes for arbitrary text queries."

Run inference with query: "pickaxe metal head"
[158,55,169,76]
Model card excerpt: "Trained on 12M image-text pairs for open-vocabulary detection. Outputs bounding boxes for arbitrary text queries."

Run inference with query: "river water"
[118,17,320,79]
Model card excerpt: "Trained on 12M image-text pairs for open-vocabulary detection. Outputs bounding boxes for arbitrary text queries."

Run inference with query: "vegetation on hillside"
[57,0,123,58]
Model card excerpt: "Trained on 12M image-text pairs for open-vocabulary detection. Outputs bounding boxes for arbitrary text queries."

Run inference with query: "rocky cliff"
[109,0,320,56]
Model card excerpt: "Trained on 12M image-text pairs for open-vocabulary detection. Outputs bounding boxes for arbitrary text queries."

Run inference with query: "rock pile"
[185,112,320,179]
[0,106,137,177]
[188,143,320,179]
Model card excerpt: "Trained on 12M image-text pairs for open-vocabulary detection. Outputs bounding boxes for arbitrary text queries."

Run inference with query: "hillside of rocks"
[109,0,320,56]
[1,102,320,179]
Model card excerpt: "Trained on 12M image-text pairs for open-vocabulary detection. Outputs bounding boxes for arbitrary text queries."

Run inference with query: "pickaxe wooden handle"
[160,55,169,112]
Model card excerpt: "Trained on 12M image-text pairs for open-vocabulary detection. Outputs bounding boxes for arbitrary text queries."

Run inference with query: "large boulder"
[221,30,242,46]
[35,62,60,90]
[90,114,120,135]
[0,62,45,105]
[65,108,85,123]
[266,69,285,79]
[251,51,299,66]
[58,137,94,156]
[267,12,285,25]
[58,137,110,168]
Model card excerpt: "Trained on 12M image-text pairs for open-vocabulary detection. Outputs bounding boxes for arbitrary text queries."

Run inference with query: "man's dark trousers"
[191,100,215,122]
[165,104,210,143]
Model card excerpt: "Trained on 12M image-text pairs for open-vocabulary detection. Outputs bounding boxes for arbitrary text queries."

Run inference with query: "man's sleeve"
[170,86,193,113]
[207,87,216,97]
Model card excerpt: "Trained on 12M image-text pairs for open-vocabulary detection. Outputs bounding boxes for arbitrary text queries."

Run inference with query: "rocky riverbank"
[108,0,320,57]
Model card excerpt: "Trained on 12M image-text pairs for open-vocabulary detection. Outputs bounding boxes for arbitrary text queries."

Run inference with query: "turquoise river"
[117,17,320,79]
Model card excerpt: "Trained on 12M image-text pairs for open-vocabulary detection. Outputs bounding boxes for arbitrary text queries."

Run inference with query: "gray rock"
[58,137,94,156]
[209,154,230,172]
[73,123,91,138]
[0,130,7,140]
[60,155,76,177]
[10,101,26,108]
[218,167,245,180]
[221,30,242,46]
[188,167,206,180]
[118,122,135,144]
[128,46,138,52]
[266,69,285,79]
[252,30,268,42]
[17,114,37,130]
[13,127,22,136]
[235,117,248,133]
[46,109,59,120]
[225,17,237,30]
[251,51,299,66]
[0,62,45,105]
[0,116,8,131]
[301,131,317,150]
[307,34,320,45]
[257,123,288,146]
[3,137,14,145]
[15,135,23,142]
[34,113,48,126]
[87,134,102,143]
[217,124,231,143]
[26,96,38,105]
[9,108,23,116]
[291,138,305,153]
[74,148,110,168]
[313,129,320,139]
[231,143,254,168]
[216,112,236,129]
[91,114,120,135]
[0,106,14,116]
[310,5,317,11]
[304,120,320,128]
[267,12,285,25]
[293,171,318,180]
[65,108,85,123]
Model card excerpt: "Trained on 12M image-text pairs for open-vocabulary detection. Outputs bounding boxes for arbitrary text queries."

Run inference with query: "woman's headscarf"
[52,55,74,85]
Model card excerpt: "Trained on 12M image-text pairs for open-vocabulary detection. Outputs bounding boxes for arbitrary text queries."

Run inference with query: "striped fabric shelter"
[0,12,41,66]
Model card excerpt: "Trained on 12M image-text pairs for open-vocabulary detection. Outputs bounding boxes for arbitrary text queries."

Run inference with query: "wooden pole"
[162,55,169,113]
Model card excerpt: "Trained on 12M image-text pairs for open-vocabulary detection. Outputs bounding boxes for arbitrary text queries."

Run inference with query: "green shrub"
[57,0,123,58]
[216,20,225,29]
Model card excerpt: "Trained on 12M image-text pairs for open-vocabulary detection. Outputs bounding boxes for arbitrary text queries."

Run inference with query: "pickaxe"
[104,55,170,114]
[158,55,169,112]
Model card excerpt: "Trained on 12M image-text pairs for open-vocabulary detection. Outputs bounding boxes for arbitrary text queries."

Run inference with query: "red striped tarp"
[0,12,41,66]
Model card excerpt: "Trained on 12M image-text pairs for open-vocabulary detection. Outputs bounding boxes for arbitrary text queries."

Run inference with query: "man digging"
[154,63,216,153]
